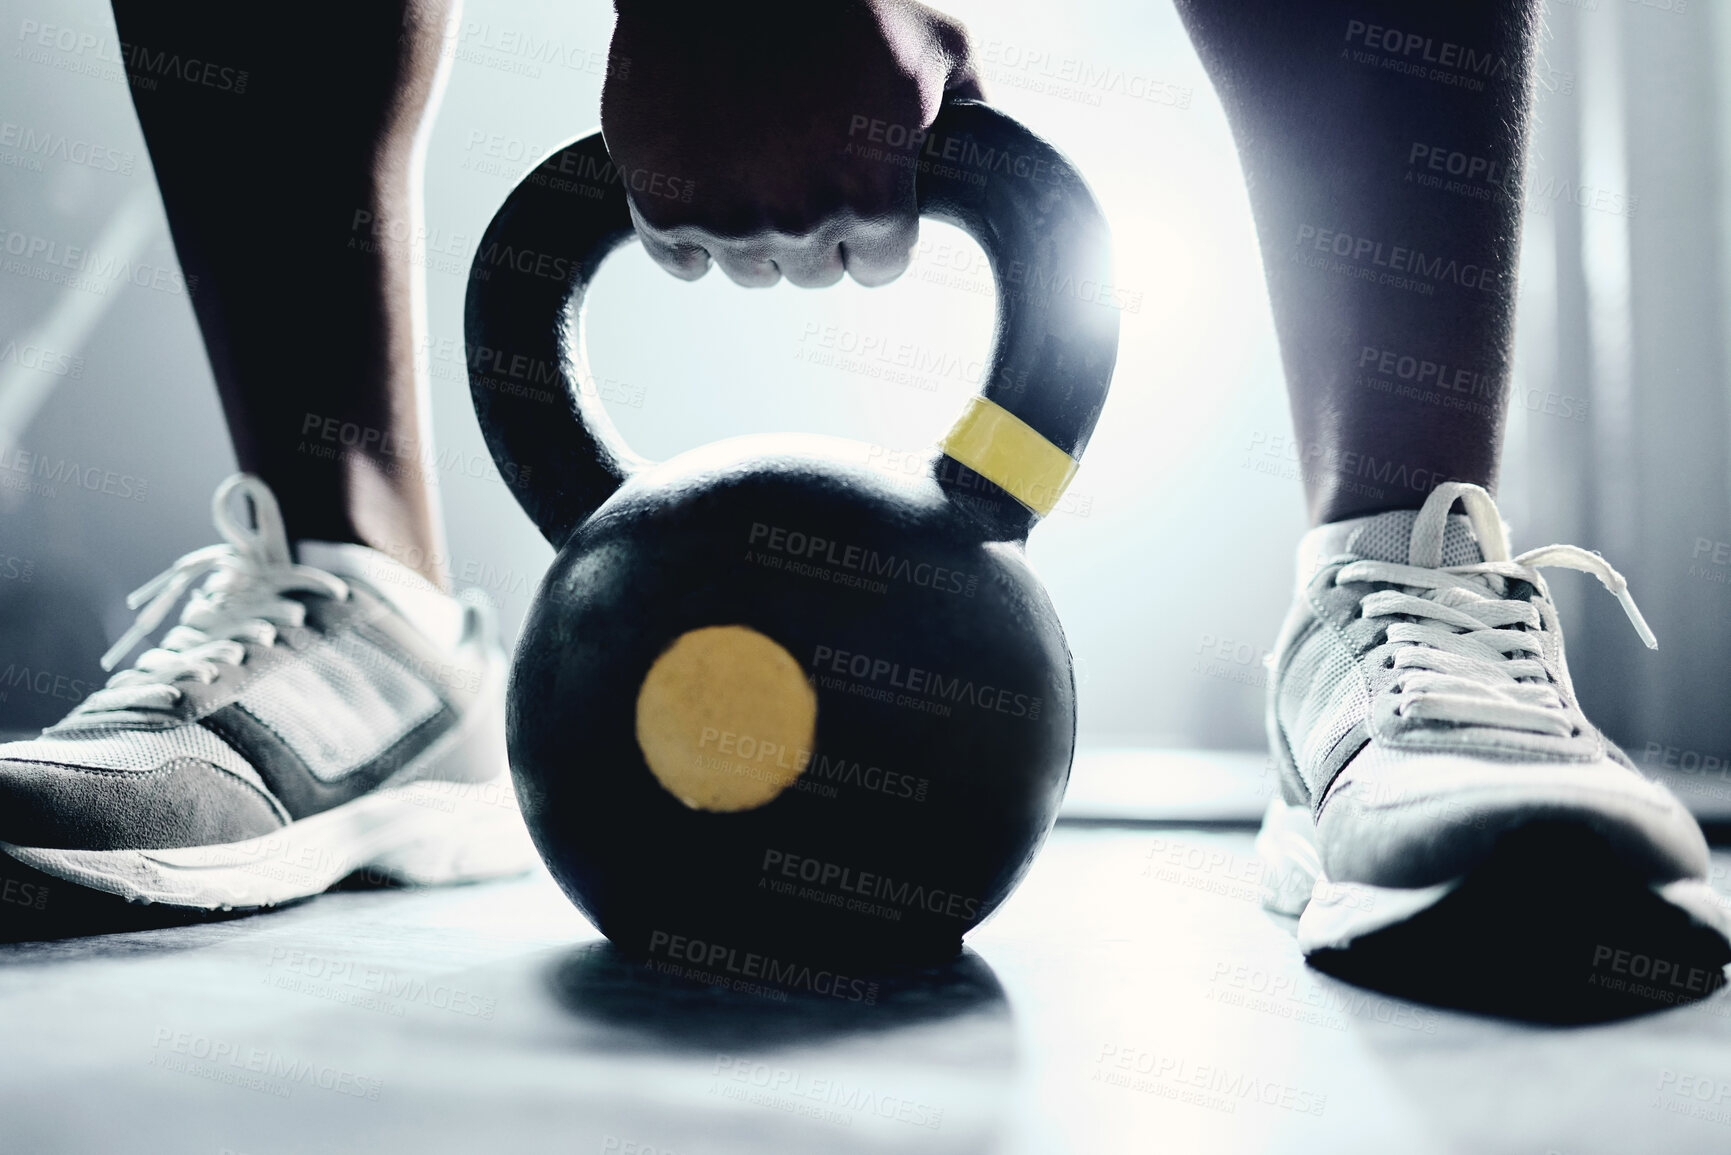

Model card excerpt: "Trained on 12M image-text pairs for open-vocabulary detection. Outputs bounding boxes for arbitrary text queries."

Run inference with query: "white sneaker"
[1257,482,1729,1014]
[0,473,536,912]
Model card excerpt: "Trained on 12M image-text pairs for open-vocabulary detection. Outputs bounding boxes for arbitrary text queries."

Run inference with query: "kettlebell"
[465,101,1117,965]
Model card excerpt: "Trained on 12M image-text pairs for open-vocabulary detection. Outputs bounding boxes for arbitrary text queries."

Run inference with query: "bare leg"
[1176,0,1539,524]
[109,0,454,584]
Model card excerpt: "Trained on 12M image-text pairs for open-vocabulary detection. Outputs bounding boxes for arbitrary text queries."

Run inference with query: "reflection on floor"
[3,823,1729,1154]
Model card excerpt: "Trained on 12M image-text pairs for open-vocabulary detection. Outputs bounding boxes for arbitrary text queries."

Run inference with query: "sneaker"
[0,473,536,912]
[1256,481,1730,1017]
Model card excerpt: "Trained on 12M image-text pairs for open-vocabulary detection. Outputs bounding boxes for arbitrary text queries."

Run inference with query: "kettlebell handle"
[464,100,1118,546]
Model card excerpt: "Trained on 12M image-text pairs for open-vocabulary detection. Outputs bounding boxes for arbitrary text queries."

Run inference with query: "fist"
[601,1,981,288]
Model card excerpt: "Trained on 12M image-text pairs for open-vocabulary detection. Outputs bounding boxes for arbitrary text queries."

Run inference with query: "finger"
[945,68,985,103]
[927,10,985,101]
[708,246,783,288]
[636,230,712,281]
[628,200,712,281]
[841,218,918,288]
[770,240,846,289]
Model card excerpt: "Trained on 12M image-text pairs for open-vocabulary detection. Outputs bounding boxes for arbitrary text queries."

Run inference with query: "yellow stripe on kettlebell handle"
[939,396,1079,517]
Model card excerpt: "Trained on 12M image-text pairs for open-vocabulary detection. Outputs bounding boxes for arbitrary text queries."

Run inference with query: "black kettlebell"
[465,101,1117,966]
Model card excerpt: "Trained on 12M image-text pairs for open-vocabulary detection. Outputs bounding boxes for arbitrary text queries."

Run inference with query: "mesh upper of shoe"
[1278,623,1368,783]
[238,631,442,783]
[0,474,454,791]
[1275,482,1657,797]
[1260,483,1718,896]
[1341,511,1483,569]
[0,472,514,854]
[0,724,263,780]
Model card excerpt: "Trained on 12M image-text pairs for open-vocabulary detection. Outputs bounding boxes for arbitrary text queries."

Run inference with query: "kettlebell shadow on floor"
[544,939,1018,1055]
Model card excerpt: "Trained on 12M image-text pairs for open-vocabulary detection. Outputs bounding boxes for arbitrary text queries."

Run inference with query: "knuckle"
[940,18,976,67]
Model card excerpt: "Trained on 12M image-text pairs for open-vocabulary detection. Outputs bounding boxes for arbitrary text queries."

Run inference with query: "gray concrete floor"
[3,819,1729,1154]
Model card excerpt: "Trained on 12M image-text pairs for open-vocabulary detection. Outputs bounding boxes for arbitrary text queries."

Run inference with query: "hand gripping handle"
[464,100,1118,546]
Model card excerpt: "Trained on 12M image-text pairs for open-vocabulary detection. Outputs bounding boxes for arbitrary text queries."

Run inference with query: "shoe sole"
[1255,798,1465,950]
[1256,799,1731,1021]
[0,683,540,911]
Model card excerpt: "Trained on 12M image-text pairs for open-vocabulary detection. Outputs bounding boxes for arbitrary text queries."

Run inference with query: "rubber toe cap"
[1316,747,1710,889]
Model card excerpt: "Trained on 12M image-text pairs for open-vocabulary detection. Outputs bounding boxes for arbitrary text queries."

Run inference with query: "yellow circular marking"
[635,625,817,812]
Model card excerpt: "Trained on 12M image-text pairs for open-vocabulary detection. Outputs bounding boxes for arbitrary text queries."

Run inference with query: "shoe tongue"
[1347,509,1484,566]
[1298,509,1483,579]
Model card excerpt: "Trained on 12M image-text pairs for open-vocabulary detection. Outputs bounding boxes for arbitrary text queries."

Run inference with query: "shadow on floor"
[546,938,1016,1053]
[1309,821,1731,1025]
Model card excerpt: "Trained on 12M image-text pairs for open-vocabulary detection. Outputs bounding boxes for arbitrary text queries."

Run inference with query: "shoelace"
[51,474,349,732]
[1340,481,1654,737]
